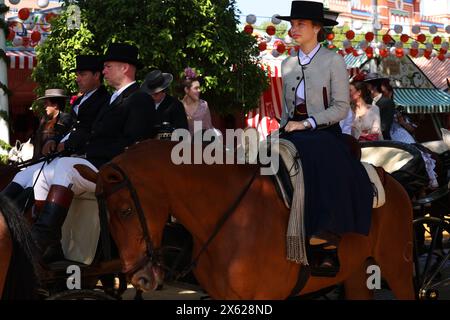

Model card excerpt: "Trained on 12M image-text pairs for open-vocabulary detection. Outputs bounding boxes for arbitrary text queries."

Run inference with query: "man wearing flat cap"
[142,69,188,131]
[29,43,157,262]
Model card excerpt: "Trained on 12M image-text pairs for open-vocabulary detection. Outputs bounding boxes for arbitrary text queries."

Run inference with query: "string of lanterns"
[243,14,450,61]
[6,1,58,49]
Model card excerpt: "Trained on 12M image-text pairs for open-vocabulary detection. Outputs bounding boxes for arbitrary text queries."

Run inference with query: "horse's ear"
[74,164,98,184]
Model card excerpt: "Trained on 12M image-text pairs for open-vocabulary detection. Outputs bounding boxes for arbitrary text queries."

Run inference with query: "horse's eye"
[120,207,133,218]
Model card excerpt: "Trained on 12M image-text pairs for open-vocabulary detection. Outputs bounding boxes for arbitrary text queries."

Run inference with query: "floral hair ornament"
[184,67,197,80]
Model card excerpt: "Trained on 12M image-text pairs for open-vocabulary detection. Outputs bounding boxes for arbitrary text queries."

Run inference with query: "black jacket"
[63,85,110,155]
[375,96,395,140]
[32,111,73,159]
[155,94,188,130]
[85,83,157,168]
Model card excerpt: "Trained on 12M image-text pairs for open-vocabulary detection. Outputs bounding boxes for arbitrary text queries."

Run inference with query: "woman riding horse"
[277,1,373,275]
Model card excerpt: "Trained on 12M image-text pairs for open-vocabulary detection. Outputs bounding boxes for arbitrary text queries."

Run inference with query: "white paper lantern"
[343,39,352,49]
[378,42,386,49]
[271,49,280,58]
[446,25,450,34]
[359,40,368,50]
[37,0,49,8]
[390,47,396,54]
[394,25,403,34]
[429,25,438,34]
[425,42,434,51]
[353,21,363,30]
[12,36,23,47]
[418,49,424,57]
[411,25,421,34]
[410,41,419,49]
[246,14,257,25]
[395,41,403,49]
[373,21,382,31]
[403,48,409,55]
[445,52,450,58]
[8,0,20,5]
[264,35,272,42]
[431,51,437,57]
[442,42,449,50]
[271,15,281,25]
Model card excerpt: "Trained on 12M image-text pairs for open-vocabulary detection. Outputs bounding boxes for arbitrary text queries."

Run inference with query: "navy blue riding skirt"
[282,125,373,238]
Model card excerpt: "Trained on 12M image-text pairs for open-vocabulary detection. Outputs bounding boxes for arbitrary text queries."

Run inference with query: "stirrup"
[309,244,340,278]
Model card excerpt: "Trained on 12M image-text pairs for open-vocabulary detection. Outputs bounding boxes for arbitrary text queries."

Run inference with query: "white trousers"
[12,161,47,189]
[33,157,98,201]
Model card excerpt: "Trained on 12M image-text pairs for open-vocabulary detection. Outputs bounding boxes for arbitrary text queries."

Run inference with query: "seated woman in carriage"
[277,0,373,275]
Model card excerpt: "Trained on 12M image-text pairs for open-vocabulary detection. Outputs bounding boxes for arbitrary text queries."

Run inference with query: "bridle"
[95,161,259,280]
[96,162,159,277]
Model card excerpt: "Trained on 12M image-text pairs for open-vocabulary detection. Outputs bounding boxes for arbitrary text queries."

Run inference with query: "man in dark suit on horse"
[20,43,156,263]
[141,69,188,131]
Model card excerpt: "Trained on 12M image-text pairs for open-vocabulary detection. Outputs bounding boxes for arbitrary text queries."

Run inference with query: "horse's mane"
[0,195,41,300]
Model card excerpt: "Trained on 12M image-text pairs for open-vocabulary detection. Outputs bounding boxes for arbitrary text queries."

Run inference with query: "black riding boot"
[0,182,24,200]
[31,185,73,264]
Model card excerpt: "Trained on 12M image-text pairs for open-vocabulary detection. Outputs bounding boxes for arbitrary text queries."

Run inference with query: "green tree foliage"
[32,0,268,115]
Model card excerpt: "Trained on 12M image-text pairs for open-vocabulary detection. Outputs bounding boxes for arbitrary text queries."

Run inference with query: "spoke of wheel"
[423,224,442,282]
[424,251,450,291]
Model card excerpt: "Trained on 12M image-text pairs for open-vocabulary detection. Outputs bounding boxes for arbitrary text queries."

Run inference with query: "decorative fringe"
[280,139,308,265]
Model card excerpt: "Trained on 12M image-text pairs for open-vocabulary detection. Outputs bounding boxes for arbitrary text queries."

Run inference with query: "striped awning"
[344,53,368,69]
[410,56,450,91]
[6,50,37,70]
[394,88,450,114]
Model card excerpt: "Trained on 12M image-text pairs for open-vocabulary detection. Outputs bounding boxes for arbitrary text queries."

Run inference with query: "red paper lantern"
[338,50,345,56]
[417,34,426,43]
[22,37,30,47]
[395,48,404,58]
[18,8,30,21]
[400,34,409,43]
[266,26,276,36]
[6,28,15,41]
[440,48,448,55]
[382,34,393,44]
[345,30,355,40]
[366,53,374,59]
[423,50,432,59]
[328,44,336,50]
[275,42,286,54]
[45,12,57,23]
[31,31,41,43]
[258,41,267,51]
[326,32,335,41]
[352,50,359,57]
[409,48,418,57]
[244,25,253,34]
[365,32,374,42]
[379,49,389,58]
[365,47,373,55]
[345,47,353,54]
[433,36,442,45]
[438,53,446,61]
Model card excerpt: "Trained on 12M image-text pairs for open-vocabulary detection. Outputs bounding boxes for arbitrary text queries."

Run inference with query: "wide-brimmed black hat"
[277,1,338,26]
[141,70,174,95]
[103,43,143,69]
[70,54,103,73]
[36,89,68,101]
[363,73,389,83]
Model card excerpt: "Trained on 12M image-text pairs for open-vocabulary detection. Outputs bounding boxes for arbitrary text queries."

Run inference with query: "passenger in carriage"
[350,81,383,142]
[33,90,73,160]
[364,73,395,140]
[0,89,72,211]
[141,69,188,134]
[29,43,158,263]
[1,56,109,216]
[277,0,373,276]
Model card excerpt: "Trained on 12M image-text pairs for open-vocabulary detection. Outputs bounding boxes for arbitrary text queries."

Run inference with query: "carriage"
[360,139,450,300]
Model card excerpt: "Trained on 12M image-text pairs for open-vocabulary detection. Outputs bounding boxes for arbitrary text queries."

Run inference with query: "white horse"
[7,139,34,164]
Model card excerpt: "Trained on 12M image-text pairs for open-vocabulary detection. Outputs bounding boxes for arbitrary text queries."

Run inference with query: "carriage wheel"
[46,289,117,300]
[413,216,450,300]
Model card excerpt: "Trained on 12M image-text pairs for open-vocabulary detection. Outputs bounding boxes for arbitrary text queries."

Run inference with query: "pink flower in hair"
[184,67,197,80]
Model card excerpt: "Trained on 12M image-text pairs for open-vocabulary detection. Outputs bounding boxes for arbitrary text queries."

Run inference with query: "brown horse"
[0,195,39,299]
[77,139,415,299]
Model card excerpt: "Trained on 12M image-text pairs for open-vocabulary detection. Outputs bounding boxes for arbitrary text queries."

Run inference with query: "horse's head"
[75,162,166,292]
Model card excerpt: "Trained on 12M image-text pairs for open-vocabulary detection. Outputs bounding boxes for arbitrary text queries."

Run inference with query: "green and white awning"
[393,88,450,114]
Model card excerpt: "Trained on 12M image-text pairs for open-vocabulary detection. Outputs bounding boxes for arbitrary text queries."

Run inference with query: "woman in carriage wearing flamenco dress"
[277,0,373,276]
